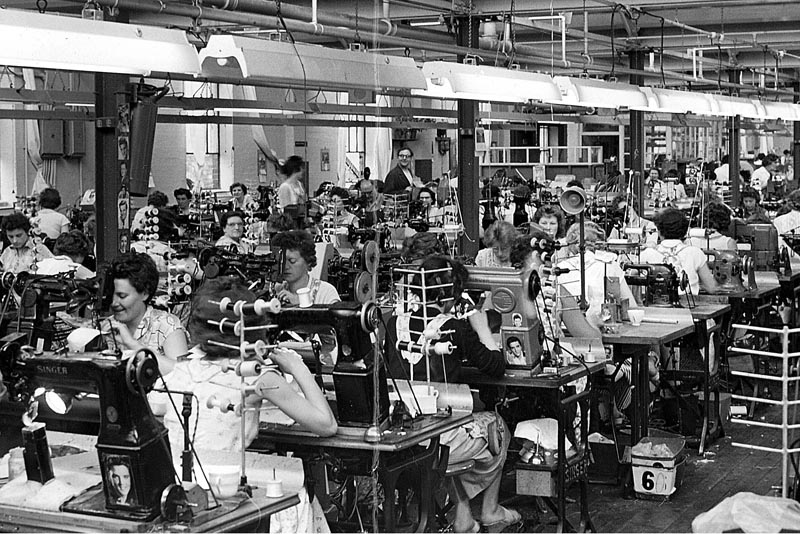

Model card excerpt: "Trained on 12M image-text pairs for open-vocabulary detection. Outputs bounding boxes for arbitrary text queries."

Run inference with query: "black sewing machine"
[0,339,173,520]
[197,248,283,290]
[732,222,783,272]
[272,302,389,431]
[705,250,756,293]
[623,263,682,307]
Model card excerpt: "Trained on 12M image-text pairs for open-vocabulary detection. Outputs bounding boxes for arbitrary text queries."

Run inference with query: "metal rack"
[728,324,800,498]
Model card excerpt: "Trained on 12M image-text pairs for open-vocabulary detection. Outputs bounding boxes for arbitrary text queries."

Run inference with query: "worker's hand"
[106,318,138,350]
[276,283,300,306]
[269,346,308,377]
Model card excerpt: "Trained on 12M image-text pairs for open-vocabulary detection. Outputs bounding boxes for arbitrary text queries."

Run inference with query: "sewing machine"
[464,266,544,370]
[272,302,389,430]
[733,223,782,272]
[197,248,283,291]
[705,250,756,293]
[0,340,173,520]
[623,263,682,307]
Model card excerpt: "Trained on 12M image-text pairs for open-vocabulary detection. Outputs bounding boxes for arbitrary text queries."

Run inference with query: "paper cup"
[206,465,239,498]
[297,287,312,308]
[628,309,645,326]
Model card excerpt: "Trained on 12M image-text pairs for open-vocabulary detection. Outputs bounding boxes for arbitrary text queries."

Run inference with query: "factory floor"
[500,403,790,533]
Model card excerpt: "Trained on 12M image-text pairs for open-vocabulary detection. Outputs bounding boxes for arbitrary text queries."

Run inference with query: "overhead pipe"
[64,0,796,97]
[175,0,453,44]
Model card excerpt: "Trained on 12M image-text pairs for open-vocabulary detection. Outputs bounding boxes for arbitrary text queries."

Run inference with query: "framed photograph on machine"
[502,328,540,370]
[101,454,138,508]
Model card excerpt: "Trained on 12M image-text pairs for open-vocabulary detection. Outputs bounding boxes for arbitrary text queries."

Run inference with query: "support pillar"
[94,73,128,265]
[793,80,800,189]
[628,50,646,215]
[456,16,480,258]
[728,70,741,208]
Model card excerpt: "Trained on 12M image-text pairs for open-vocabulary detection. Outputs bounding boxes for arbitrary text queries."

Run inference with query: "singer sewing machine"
[733,223,784,272]
[0,340,173,520]
[464,266,544,370]
[197,248,283,292]
[705,250,756,293]
[623,263,682,307]
[271,302,389,432]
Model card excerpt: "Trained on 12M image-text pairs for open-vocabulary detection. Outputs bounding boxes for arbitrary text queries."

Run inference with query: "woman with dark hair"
[36,230,95,279]
[131,190,169,234]
[32,188,70,241]
[475,220,516,267]
[740,188,770,222]
[686,203,737,251]
[607,193,658,247]
[640,208,719,295]
[106,252,187,374]
[532,204,566,241]
[328,186,358,227]
[277,156,307,214]
[384,256,520,534]
[215,210,251,254]
[0,212,53,274]
[272,230,339,305]
[401,232,446,263]
[230,182,255,211]
[158,276,335,531]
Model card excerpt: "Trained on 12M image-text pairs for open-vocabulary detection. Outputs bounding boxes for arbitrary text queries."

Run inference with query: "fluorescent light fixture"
[413,61,562,104]
[640,87,716,115]
[755,100,800,121]
[200,35,426,92]
[213,107,303,115]
[409,20,442,27]
[0,9,201,75]
[711,95,762,119]
[553,76,649,110]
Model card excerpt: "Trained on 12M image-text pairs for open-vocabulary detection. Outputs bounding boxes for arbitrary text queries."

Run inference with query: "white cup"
[405,385,439,416]
[296,287,312,308]
[628,309,645,327]
[206,465,239,498]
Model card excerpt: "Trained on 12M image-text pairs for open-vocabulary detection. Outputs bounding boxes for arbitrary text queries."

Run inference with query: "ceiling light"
[640,87,716,115]
[711,95,762,119]
[0,9,201,76]
[199,35,426,93]
[413,61,562,104]
[755,100,800,121]
[553,77,649,110]
[212,107,304,115]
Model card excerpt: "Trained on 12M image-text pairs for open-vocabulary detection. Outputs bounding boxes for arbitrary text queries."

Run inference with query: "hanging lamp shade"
[553,76,649,110]
[413,61,562,104]
[0,8,201,75]
[200,35,426,93]
[639,87,716,115]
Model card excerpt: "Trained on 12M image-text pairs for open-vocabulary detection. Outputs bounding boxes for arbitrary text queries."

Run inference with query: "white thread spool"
[297,287,312,308]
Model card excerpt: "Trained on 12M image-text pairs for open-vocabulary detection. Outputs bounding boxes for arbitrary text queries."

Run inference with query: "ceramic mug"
[206,465,239,498]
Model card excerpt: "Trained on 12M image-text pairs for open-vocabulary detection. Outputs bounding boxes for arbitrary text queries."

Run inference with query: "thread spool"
[206,394,235,414]
[297,288,312,308]
[430,341,454,356]
[236,360,262,377]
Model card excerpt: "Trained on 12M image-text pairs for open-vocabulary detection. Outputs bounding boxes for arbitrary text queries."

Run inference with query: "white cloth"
[750,166,771,192]
[685,232,737,251]
[641,239,708,296]
[556,251,636,322]
[31,208,70,240]
[35,256,94,279]
[474,248,510,268]
[774,210,800,251]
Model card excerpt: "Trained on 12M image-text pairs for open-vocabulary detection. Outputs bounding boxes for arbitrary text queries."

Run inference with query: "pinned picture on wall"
[320,148,330,171]
[119,233,129,253]
[118,136,129,161]
[117,104,130,134]
[117,187,130,230]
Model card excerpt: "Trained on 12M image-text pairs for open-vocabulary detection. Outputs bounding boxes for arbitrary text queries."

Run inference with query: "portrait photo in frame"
[502,328,540,371]
[102,454,138,508]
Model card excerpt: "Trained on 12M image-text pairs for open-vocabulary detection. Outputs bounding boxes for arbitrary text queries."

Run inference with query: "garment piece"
[35,256,94,279]
[640,239,708,296]
[0,239,53,274]
[556,251,637,322]
[31,208,70,240]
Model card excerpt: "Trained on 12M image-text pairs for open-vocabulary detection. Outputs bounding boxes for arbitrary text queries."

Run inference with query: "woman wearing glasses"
[215,211,252,254]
